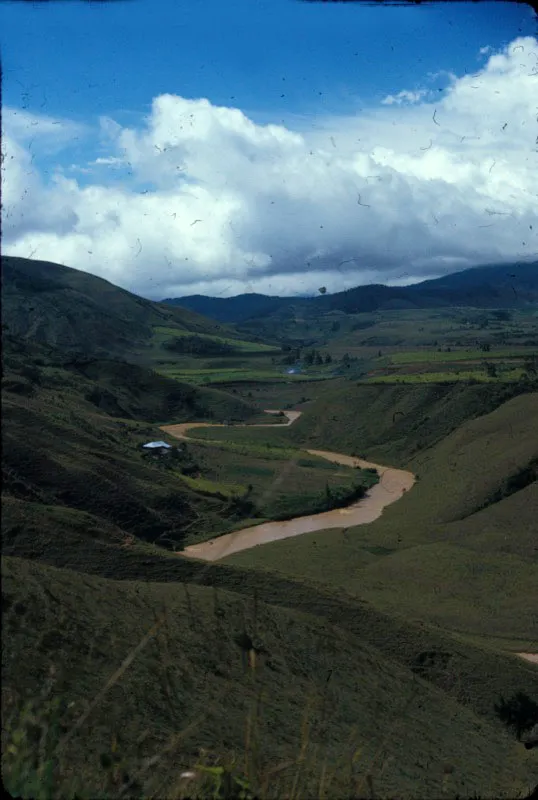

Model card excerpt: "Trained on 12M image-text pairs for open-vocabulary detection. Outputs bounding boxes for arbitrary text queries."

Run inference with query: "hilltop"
[1,256,247,361]
[162,292,298,325]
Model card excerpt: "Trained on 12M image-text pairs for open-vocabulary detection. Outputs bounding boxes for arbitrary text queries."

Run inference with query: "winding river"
[161,410,415,562]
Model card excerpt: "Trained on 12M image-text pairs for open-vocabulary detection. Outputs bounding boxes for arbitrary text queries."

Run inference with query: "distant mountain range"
[163,261,538,323]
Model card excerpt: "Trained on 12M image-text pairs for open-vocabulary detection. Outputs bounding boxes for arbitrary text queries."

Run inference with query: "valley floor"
[161,411,415,561]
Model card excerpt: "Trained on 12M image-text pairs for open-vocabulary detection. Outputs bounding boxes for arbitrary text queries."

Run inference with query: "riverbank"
[161,410,415,561]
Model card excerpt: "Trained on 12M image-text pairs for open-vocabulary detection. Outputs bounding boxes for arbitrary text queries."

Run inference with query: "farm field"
[151,325,279,353]
[216,307,538,387]
[356,344,535,384]
[362,369,525,384]
[260,306,538,354]
[389,348,536,363]
[155,367,324,385]
[166,434,379,545]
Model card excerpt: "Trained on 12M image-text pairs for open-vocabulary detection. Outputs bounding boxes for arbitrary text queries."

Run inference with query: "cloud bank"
[2,36,537,299]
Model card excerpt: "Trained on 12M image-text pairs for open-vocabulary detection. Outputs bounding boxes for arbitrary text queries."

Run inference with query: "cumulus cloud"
[2,36,537,299]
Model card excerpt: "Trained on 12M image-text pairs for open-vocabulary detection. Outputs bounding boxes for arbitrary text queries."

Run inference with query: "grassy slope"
[57,356,258,425]
[285,380,538,466]
[183,439,378,525]
[3,555,536,799]
[225,392,538,644]
[328,307,538,351]
[1,337,374,553]
[2,335,260,552]
[240,304,538,355]
[1,256,249,361]
[5,372,533,788]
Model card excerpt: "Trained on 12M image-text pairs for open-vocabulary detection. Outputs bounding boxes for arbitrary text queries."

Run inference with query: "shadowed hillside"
[3,555,537,799]
[286,380,538,466]
[1,334,259,553]
[1,256,241,360]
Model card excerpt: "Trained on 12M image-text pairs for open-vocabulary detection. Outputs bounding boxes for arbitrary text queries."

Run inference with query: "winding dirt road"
[160,410,415,562]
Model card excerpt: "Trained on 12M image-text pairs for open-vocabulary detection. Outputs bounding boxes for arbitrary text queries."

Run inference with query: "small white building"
[141,441,172,456]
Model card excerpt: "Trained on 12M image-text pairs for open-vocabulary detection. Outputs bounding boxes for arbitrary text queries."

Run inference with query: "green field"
[363,369,525,384]
[152,325,279,353]
[156,366,334,386]
[157,367,310,384]
[389,348,535,364]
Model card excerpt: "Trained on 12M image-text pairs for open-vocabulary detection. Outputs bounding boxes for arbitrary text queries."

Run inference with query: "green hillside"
[225,392,538,644]
[2,334,370,554]
[1,256,253,361]
[2,257,538,799]
[286,380,538,466]
[3,555,536,800]
[1,334,260,552]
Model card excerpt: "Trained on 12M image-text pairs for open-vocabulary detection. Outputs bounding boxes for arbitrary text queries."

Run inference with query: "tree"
[523,355,537,377]
[342,353,351,366]
[325,353,332,365]
[164,335,235,356]
[331,321,340,333]
[315,352,323,365]
[495,692,538,741]
[485,362,497,378]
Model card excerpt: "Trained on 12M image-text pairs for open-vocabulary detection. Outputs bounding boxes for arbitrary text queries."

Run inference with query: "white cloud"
[381,89,429,106]
[92,156,125,166]
[2,36,538,300]
[2,107,87,152]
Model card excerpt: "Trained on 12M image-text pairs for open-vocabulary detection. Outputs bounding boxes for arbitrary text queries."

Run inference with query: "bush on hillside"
[163,335,236,356]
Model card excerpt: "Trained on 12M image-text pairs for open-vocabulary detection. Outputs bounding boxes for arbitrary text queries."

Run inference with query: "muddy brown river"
[161,410,415,562]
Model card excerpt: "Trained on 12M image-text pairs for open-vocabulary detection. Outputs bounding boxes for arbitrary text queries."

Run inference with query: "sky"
[1,0,537,300]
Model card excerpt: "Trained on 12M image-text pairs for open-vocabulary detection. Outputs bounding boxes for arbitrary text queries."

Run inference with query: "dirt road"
[160,410,415,562]
[517,653,538,665]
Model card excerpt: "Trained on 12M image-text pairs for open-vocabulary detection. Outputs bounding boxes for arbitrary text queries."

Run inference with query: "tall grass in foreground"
[3,594,535,800]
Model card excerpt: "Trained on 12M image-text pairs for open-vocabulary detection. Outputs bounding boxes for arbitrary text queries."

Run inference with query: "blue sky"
[2,0,537,298]
[2,0,534,125]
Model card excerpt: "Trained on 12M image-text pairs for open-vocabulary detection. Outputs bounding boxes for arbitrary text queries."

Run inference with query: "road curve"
[517,653,538,665]
[160,410,415,562]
